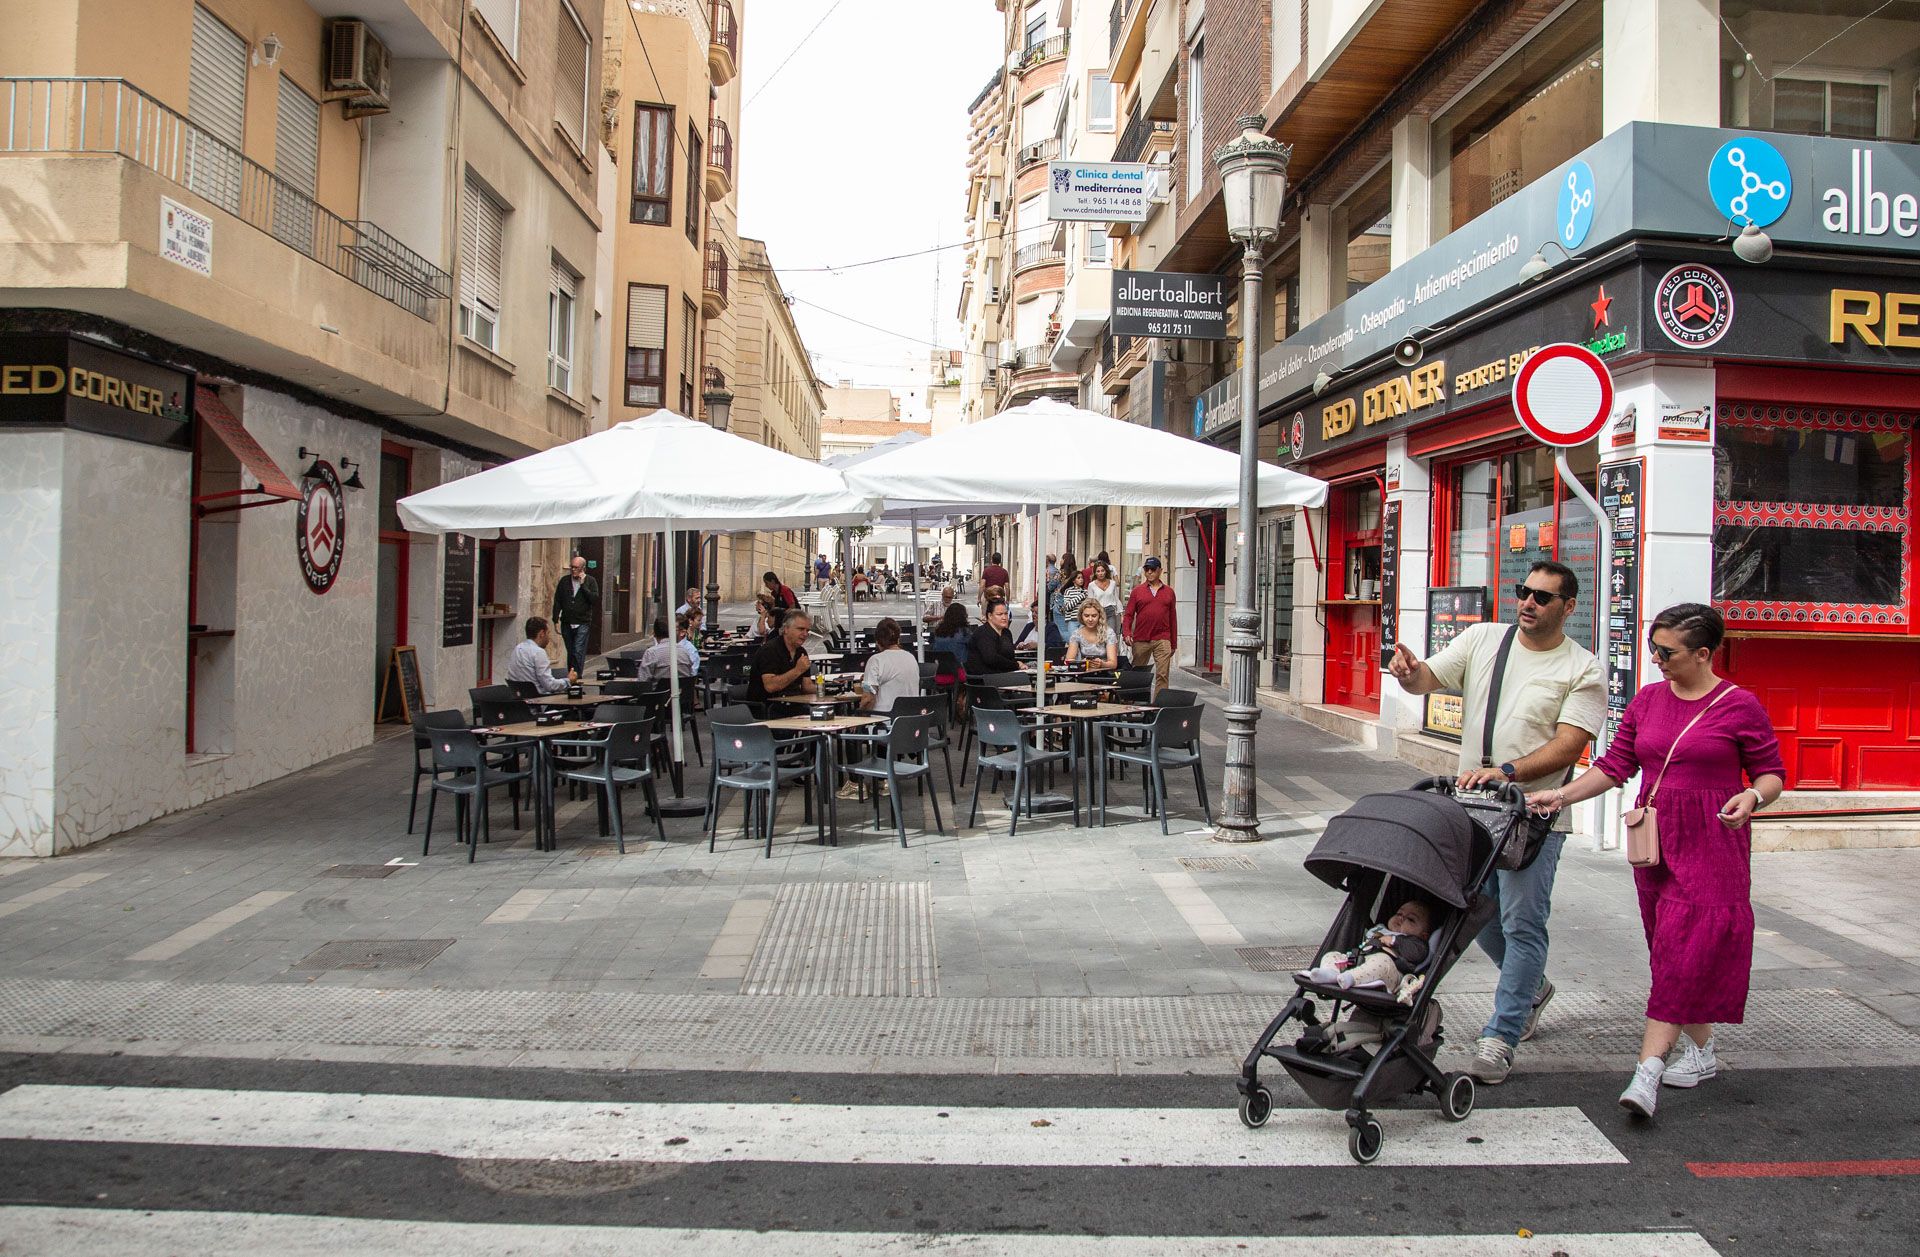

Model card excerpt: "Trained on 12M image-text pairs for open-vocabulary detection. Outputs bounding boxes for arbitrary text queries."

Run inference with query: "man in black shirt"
[748,609,817,704]
[551,556,598,678]
[969,597,1019,675]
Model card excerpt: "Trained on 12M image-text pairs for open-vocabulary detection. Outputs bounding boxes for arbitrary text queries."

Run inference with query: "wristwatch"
[1498,762,1517,780]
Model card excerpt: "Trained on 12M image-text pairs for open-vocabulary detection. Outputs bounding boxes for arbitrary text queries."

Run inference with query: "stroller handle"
[1412,774,1529,816]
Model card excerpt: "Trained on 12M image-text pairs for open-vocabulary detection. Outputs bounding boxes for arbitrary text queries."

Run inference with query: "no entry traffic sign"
[1512,343,1613,447]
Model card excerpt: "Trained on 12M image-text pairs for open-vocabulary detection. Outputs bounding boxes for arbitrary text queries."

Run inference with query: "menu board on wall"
[1378,500,1401,670]
[1599,459,1644,749]
[1422,586,1489,741]
[442,532,476,648]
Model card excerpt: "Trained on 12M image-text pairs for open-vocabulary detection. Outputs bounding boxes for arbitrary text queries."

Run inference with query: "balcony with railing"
[1015,137,1058,170]
[709,1,739,84]
[702,242,729,316]
[1011,33,1068,74]
[1013,242,1065,273]
[705,118,733,199]
[1,77,449,319]
[1100,330,1146,396]
[1113,112,1175,165]
[1109,0,1137,53]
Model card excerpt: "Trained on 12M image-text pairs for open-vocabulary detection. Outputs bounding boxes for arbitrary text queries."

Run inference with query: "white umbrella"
[399,409,879,790]
[844,397,1331,704]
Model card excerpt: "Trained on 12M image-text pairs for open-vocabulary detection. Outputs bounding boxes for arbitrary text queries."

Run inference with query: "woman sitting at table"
[970,597,1021,675]
[1063,599,1120,670]
[857,618,921,713]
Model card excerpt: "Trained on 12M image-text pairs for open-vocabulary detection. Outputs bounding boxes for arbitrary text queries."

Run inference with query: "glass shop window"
[1444,443,1600,652]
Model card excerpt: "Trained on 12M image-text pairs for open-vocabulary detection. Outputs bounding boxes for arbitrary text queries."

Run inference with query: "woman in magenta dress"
[1526,603,1784,1121]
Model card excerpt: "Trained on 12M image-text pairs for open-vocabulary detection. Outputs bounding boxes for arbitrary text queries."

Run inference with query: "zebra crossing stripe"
[0,1207,1726,1256]
[0,1085,1626,1168]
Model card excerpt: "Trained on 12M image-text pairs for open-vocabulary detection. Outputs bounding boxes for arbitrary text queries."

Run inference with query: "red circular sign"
[1512,343,1614,447]
[297,460,346,594]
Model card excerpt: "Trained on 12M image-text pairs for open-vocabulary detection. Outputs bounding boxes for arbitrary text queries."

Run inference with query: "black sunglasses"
[1648,641,1694,662]
[1512,583,1570,605]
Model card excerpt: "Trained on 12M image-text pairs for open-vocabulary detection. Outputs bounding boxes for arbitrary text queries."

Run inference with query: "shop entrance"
[375,442,412,722]
[1258,512,1295,691]
[1324,478,1383,712]
[1179,511,1225,674]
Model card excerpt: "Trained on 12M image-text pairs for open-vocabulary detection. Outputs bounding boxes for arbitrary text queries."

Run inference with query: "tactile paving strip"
[741,882,937,997]
[1,977,1913,1063]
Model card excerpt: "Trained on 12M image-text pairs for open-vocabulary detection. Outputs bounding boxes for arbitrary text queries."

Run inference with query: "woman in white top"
[858,617,922,713]
[1084,560,1124,633]
[1063,599,1120,670]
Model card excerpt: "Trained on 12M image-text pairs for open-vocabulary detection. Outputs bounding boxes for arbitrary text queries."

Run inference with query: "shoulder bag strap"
[1645,683,1737,805]
[1481,625,1520,768]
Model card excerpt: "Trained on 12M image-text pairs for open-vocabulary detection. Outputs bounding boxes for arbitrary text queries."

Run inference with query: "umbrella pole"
[653,523,704,819]
[1034,503,1046,709]
[911,510,925,662]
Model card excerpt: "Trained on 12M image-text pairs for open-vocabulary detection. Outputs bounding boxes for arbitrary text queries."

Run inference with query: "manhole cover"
[321,865,399,878]
[1236,945,1321,973]
[293,939,454,971]
[1178,856,1255,872]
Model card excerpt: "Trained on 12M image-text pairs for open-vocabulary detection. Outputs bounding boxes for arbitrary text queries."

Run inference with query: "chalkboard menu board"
[378,645,423,723]
[1377,500,1401,670]
[442,533,476,648]
[1599,459,1644,749]
[1422,586,1489,740]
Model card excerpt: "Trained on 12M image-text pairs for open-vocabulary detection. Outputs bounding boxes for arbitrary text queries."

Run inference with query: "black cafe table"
[754,713,888,844]
[473,718,604,851]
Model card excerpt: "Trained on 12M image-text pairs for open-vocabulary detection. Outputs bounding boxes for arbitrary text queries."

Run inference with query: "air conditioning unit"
[986,285,1002,305]
[328,20,392,116]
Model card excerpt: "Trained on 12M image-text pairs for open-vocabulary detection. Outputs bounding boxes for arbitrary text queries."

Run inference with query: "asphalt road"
[0,1051,1914,1255]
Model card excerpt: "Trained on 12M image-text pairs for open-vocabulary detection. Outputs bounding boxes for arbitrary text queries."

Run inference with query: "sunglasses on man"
[1512,583,1570,606]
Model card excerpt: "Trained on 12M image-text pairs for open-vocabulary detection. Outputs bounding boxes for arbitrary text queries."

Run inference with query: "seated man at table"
[969,597,1020,675]
[508,617,572,695]
[641,615,699,681]
[858,618,920,714]
[922,585,957,626]
[673,587,702,618]
[748,609,817,703]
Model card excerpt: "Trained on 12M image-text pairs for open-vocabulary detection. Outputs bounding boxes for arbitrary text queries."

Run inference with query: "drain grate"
[1235,945,1321,973]
[1178,856,1255,872]
[293,939,455,971]
[321,865,399,879]
[741,882,937,997]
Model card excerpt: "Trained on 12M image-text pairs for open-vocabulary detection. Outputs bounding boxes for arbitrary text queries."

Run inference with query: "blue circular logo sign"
[1192,395,1206,437]
[1557,161,1595,250]
[1708,136,1792,227]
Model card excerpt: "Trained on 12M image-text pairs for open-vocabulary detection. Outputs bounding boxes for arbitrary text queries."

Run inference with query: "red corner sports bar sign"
[298,460,346,594]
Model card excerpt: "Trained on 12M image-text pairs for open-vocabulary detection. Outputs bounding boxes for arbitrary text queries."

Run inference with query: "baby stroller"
[1235,776,1528,1163]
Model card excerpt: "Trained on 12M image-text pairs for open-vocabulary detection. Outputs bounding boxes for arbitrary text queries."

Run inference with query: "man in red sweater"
[1122,556,1177,694]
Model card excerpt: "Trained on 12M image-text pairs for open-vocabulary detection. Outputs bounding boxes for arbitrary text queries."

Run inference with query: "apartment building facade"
[1121,0,1920,812]
[0,0,608,855]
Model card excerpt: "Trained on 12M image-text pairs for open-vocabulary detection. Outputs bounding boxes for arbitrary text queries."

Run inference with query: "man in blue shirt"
[507,618,570,695]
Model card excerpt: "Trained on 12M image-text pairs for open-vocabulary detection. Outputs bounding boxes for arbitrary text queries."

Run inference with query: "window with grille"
[475,0,520,57]
[555,1,590,150]
[631,103,673,225]
[271,75,320,254]
[625,283,668,407]
[686,124,703,245]
[548,257,579,394]
[186,4,246,213]
[459,172,507,352]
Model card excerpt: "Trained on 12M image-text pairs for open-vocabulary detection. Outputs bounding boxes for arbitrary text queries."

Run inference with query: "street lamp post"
[701,386,734,610]
[1211,115,1291,843]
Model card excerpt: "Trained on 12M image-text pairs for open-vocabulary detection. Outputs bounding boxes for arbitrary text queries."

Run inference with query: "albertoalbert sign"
[1111,270,1229,339]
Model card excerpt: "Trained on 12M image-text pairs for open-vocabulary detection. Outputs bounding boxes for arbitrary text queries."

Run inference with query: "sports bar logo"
[1655,264,1735,348]
[298,460,346,594]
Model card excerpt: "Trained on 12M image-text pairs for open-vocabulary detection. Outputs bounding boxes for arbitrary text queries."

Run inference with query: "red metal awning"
[193,384,300,512]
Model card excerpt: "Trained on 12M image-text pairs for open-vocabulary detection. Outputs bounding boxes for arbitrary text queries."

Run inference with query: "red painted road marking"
[1688,1159,1920,1179]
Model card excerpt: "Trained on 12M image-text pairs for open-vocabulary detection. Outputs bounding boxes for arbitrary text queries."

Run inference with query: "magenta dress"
[1592,681,1785,1026]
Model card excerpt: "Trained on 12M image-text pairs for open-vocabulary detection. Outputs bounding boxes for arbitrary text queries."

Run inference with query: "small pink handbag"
[1623,684,1735,869]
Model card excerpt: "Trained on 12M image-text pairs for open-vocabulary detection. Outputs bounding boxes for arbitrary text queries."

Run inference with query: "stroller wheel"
[1237,1086,1273,1129]
[1347,1116,1384,1164]
[1441,1071,1476,1122]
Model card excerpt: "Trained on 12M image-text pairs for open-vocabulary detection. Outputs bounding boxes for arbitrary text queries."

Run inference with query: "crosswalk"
[0,1076,1727,1255]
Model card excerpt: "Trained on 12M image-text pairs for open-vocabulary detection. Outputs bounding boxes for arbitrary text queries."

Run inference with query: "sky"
[734,1,1005,395]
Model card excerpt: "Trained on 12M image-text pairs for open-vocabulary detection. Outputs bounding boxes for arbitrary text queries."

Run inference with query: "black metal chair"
[552,720,664,852]
[506,679,542,699]
[607,654,644,678]
[408,709,469,834]
[842,712,946,846]
[424,728,533,860]
[475,695,535,729]
[1112,667,1156,705]
[1096,704,1212,833]
[882,693,957,803]
[967,707,1074,835]
[705,723,824,856]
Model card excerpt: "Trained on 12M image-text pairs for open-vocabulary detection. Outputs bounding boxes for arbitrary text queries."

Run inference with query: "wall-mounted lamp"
[1729,220,1773,265]
[1516,239,1576,285]
[1312,370,1336,397]
[255,32,282,67]
[296,446,325,481]
[339,457,366,490]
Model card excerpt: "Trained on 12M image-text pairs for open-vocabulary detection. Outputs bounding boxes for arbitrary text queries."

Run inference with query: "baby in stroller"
[1296,899,1433,993]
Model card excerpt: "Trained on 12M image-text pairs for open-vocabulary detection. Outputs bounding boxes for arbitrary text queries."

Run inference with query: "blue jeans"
[1474,830,1566,1046]
[561,621,589,677]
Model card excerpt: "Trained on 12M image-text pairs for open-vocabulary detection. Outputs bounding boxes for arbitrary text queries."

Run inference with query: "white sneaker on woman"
[1619,1057,1664,1118]
[1662,1036,1718,1088]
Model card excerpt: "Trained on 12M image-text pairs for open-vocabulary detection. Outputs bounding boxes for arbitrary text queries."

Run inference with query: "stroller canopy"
[1304,790,1484,910]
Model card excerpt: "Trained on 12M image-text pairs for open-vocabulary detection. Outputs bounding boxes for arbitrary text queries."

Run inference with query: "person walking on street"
[1525,604,1784,1120]
[979,552,1010,611]
[1388,559,1605,1086]
[1085,559,1123,627]
[1121,557,1177,694]
[763,570,799,612]
[813,553,832,591]
[674,587,702,618]
[551,556,598,679]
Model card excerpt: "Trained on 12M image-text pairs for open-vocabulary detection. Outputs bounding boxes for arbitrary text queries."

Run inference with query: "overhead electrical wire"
[744,0,848,108]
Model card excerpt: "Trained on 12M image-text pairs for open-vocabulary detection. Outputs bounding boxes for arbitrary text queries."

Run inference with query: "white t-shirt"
[1425,622,1606,793]
[1085,578,1123,624]
[861,647,922,714]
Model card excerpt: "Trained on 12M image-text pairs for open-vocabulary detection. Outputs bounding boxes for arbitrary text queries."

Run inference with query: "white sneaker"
[1619,1057,1664,1118]
[1467,1035,1514,1085]
[1663,1036,1718,1088]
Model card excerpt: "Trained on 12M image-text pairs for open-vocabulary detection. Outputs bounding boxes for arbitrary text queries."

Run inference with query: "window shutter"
[461,172,504,311]
[682,297,697,384]
[555,1,589,147]
[189,5,248,147]
[551,258,577,299]
[626,284,667,350]
[273,77,320,194]
[475,0,519,56]
[460,175,481,305]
